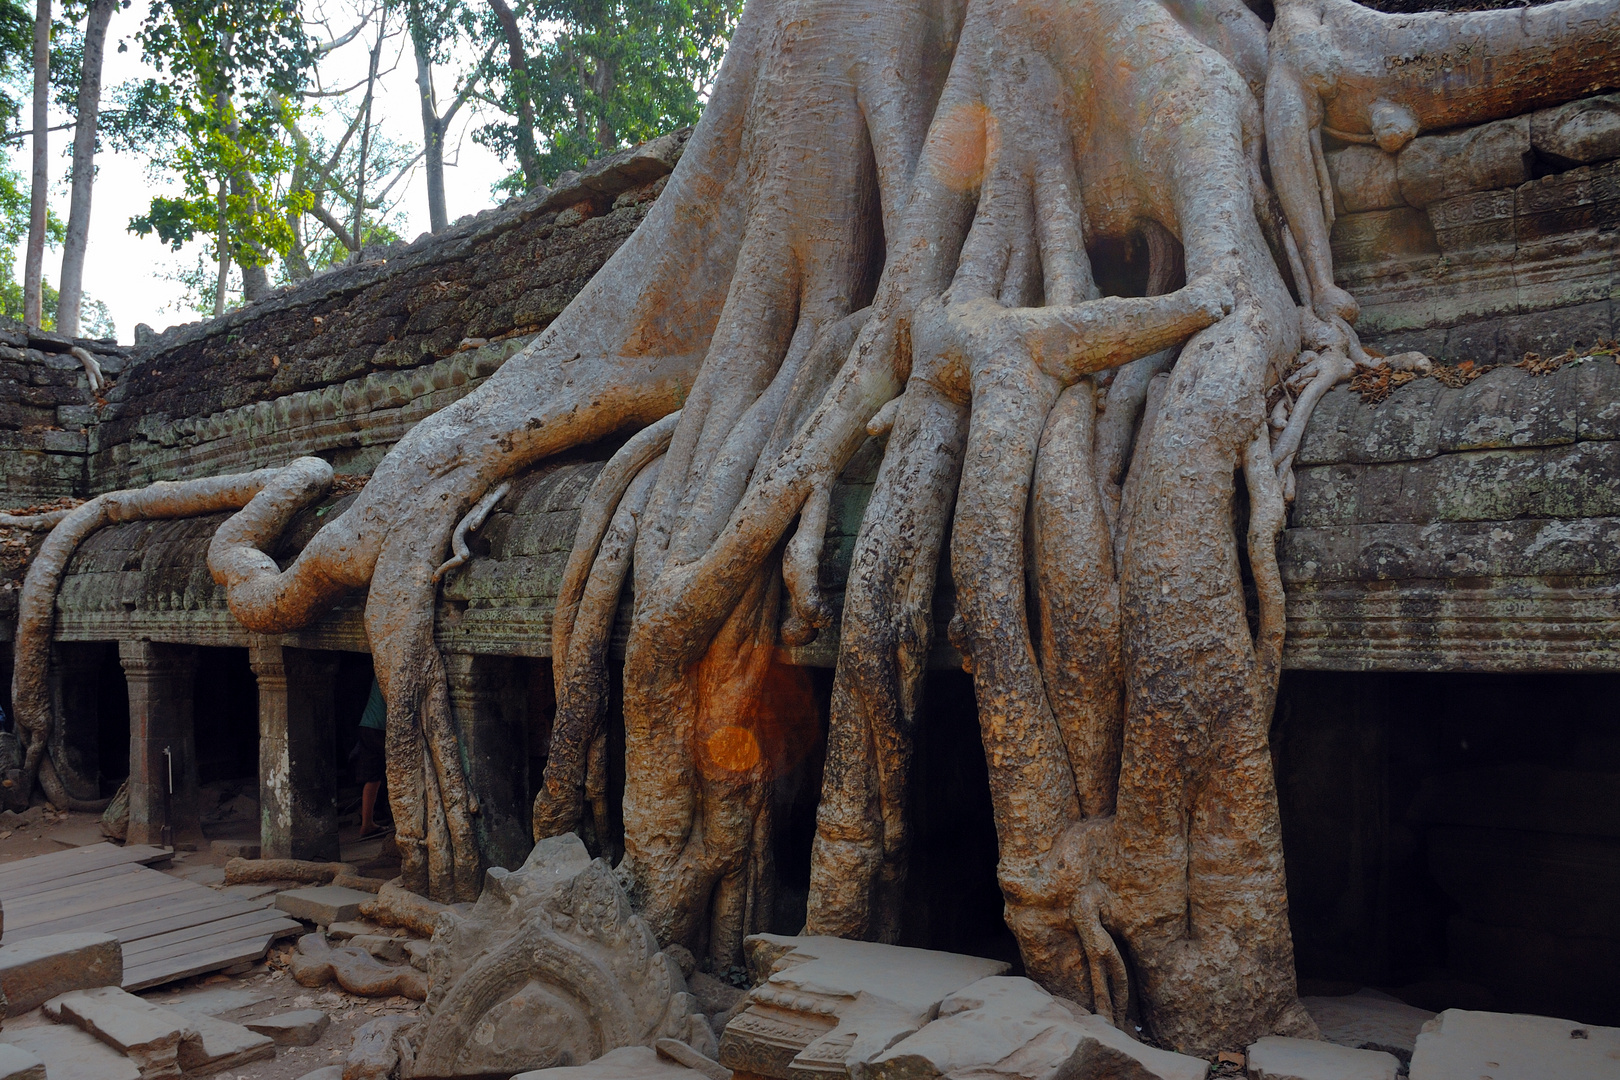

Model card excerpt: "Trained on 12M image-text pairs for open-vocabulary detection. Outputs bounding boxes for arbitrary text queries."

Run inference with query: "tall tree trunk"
[213,177,230,317]
[23,0,50,331]
[57,0,116,339]
[489,0,541,189]
[411,27,448,233]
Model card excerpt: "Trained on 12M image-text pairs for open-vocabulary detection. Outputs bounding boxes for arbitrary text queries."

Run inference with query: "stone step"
[514,1045,710,1080]
[1409,1009,1620,1080]
[1246,1036,1399,1080]
[45,986,195,1079]
[244,1009,331,1046]
[0,1044,43,1080]
[0,1020,141,1080]
[175,1011,275,1074]
[275,885,376,927]
[0,932,122,1016]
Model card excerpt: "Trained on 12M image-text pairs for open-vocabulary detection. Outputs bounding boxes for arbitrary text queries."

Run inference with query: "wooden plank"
[17,889,268,943]
[123,936,280,992]
[0,843,169,891]
[3,868,193,929]
[0,842,169,886]
[123,911,304,965]
[0,860,173,913]
[2,864,164,920]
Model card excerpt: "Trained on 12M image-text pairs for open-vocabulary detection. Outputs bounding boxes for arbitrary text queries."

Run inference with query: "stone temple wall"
[14,130,688,502]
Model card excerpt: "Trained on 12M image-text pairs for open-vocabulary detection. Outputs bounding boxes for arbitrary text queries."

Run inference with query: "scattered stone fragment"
[244,1008,331,1046]
[1246,1036,1397,1080]
[1408,1009,1620,1080]
[344,1014,417,1080]
[286,933,428,999]
[0,932,122,1016]
[277,885,377,926]
[656,1037,731,1080]
[156,985,268,1018]
[869,975,1208,1080]
[209,839,260,859]
[686,971,745,1031]
[327,921,392,942]
[403,940,430,972]
[1302,990,1434,1062]
[0,1044,43,1080]
[175,1011,275,1074]
[46,986,195,1079]
[720,934,1008,1079]
[296,1068,344,1080]
[2,1022,139,1080]
[349,934,405,963]
[513,1045,708,1080]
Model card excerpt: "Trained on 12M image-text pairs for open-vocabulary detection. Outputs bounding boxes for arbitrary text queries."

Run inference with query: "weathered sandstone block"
[405,834,712,1079]
[0,932,121,1016]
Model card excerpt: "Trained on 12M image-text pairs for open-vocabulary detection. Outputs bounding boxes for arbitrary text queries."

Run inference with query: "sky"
[4,1,511,344]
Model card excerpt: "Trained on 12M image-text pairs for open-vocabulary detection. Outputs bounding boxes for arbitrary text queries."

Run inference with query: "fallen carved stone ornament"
[4,0,1620,1065]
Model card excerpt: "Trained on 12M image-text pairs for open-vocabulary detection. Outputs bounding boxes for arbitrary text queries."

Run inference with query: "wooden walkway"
[0,842,303,990]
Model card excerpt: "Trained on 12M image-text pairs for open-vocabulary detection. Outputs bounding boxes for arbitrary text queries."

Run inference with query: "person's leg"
[361,779,381,834]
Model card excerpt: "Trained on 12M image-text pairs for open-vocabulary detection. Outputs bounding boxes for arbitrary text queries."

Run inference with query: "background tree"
[22,0,47,328]
[55,0,117,336]
[398,0,487,233]
[472,0,742,191]
[113,0,314,313]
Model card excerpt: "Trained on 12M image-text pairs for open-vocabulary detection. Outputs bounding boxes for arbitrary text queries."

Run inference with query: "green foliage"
[0,260,115,338]
[0,0,32,134]
[0,164,63,247]
[470,0,742,189]
[119,2,315,277]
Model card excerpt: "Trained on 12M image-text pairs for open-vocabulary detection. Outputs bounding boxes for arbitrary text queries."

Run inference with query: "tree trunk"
[56,0,114,339]
[489,0,541,189]
[213,177,230,317]
[411,27,448,233]
[23,0,50,331]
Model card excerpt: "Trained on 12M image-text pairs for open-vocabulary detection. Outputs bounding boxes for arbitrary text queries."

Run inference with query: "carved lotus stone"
[405,834,715,1079]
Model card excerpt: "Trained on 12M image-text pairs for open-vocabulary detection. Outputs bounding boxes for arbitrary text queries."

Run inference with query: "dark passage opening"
[900,669,1019,968]
[192,647,258,784]
[1273,670,1620,1026]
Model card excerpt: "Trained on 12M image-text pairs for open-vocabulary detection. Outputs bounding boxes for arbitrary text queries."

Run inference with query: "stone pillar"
[48,643,103,802]
[249,639,340,861]
[119,640,202,850]
[445,652,532,870]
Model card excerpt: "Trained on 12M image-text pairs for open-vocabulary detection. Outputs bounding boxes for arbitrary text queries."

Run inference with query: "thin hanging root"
[16,462,328,809]
[69,346,104,394]
[1245,427,1288,702]
[1073,884,1130,1029]
[1270,347,1354,470]
[553,411,681,664]
[535,459,661,840]
[432,481,513,582]
[781,481,832,646]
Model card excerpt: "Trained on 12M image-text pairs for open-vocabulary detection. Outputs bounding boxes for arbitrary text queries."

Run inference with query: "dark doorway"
[1273,670,1620,1025]
[192,647,258,784]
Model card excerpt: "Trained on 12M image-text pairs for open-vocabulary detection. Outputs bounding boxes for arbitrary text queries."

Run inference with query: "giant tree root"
[11,462,334,810]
